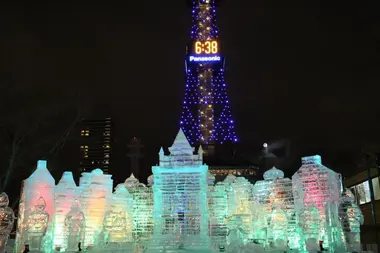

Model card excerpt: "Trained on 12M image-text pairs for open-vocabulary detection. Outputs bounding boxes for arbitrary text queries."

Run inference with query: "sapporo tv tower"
[181,0,238,155]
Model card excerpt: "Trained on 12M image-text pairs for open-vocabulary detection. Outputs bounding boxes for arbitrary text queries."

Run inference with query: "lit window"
[81,129,90,137]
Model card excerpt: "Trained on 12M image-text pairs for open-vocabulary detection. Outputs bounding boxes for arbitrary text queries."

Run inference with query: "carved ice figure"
[123,174,153,241]
[78,169,113,248]
[228,177,253,236]
[64,200,85,251]
[26,197,49,251]
[250,201,267,243]
[102,184,133,245]
[269,205,288,248]
[15,160,55,253]
[300,202,320,251]
[54,172,78,250]
[103,211,127,244]
[0,193,15,253]
[339,188,364,252]
[253,166,299,249]
[226,215,246,246]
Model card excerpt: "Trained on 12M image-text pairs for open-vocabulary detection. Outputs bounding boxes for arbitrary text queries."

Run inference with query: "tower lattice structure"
[181,0,237,146]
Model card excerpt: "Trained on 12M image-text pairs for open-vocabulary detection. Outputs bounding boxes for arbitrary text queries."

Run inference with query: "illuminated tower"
[181,0,237,147]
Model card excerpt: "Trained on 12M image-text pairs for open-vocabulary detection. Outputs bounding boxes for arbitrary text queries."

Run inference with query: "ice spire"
[27,160,55,185]
[169,128,193,155]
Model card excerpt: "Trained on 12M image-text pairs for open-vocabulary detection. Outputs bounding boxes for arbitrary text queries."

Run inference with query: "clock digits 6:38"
[195,40,218,54]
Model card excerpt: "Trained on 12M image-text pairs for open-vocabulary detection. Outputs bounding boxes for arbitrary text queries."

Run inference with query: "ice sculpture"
[103,184,133,246]
[226,215,246,252]
[325,200,345,252]
[292,155,343,247]
[14,150,363,252]
[269,205,288,249]
[15,160,55,253]
[54,172,78,250]
[123,174,153,242]
[64,200,85,251]
[149,129,210,251]
[147,174,154,187]
[26,197,49,251]
[300,202,320,251]
[252,166,299,248]
[250,201,267,244]
[228,177,253,236]
[339,188,364,252]
[224,173,236,185]
[208,181,228,249]
[79,169,113,248]
[207,171,215,187]
[0,193,15,253]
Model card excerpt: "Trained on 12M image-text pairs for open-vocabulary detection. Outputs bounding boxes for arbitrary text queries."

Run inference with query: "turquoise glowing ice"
[14,149,362,252]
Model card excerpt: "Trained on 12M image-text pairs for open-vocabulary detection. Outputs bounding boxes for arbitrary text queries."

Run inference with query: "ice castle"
[6,129,364,253]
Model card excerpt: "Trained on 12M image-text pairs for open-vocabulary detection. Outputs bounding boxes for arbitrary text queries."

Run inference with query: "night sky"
[0,1,379,187]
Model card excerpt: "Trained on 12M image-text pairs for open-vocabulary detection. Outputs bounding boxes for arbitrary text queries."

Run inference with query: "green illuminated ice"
[13,133,363,253]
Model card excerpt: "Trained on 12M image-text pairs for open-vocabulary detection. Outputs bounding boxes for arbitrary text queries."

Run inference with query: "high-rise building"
[79,118,112,174]
[180,0,238,148]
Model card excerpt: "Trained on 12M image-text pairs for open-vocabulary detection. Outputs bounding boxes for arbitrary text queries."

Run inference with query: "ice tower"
[181,0,237,146]
[150,129,210,251]
[292,155,343,248]
[15,160,55,253]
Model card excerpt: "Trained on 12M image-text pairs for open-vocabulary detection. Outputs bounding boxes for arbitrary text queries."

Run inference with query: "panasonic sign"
[189,55,221,62]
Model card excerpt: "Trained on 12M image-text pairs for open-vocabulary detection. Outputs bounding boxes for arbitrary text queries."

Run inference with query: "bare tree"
[0,79,86,192]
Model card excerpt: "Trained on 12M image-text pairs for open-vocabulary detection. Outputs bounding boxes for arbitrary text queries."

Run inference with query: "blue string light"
[180,0,238,145]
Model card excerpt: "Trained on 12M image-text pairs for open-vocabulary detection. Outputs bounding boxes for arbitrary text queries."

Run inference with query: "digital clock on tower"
[194,40,219,54]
